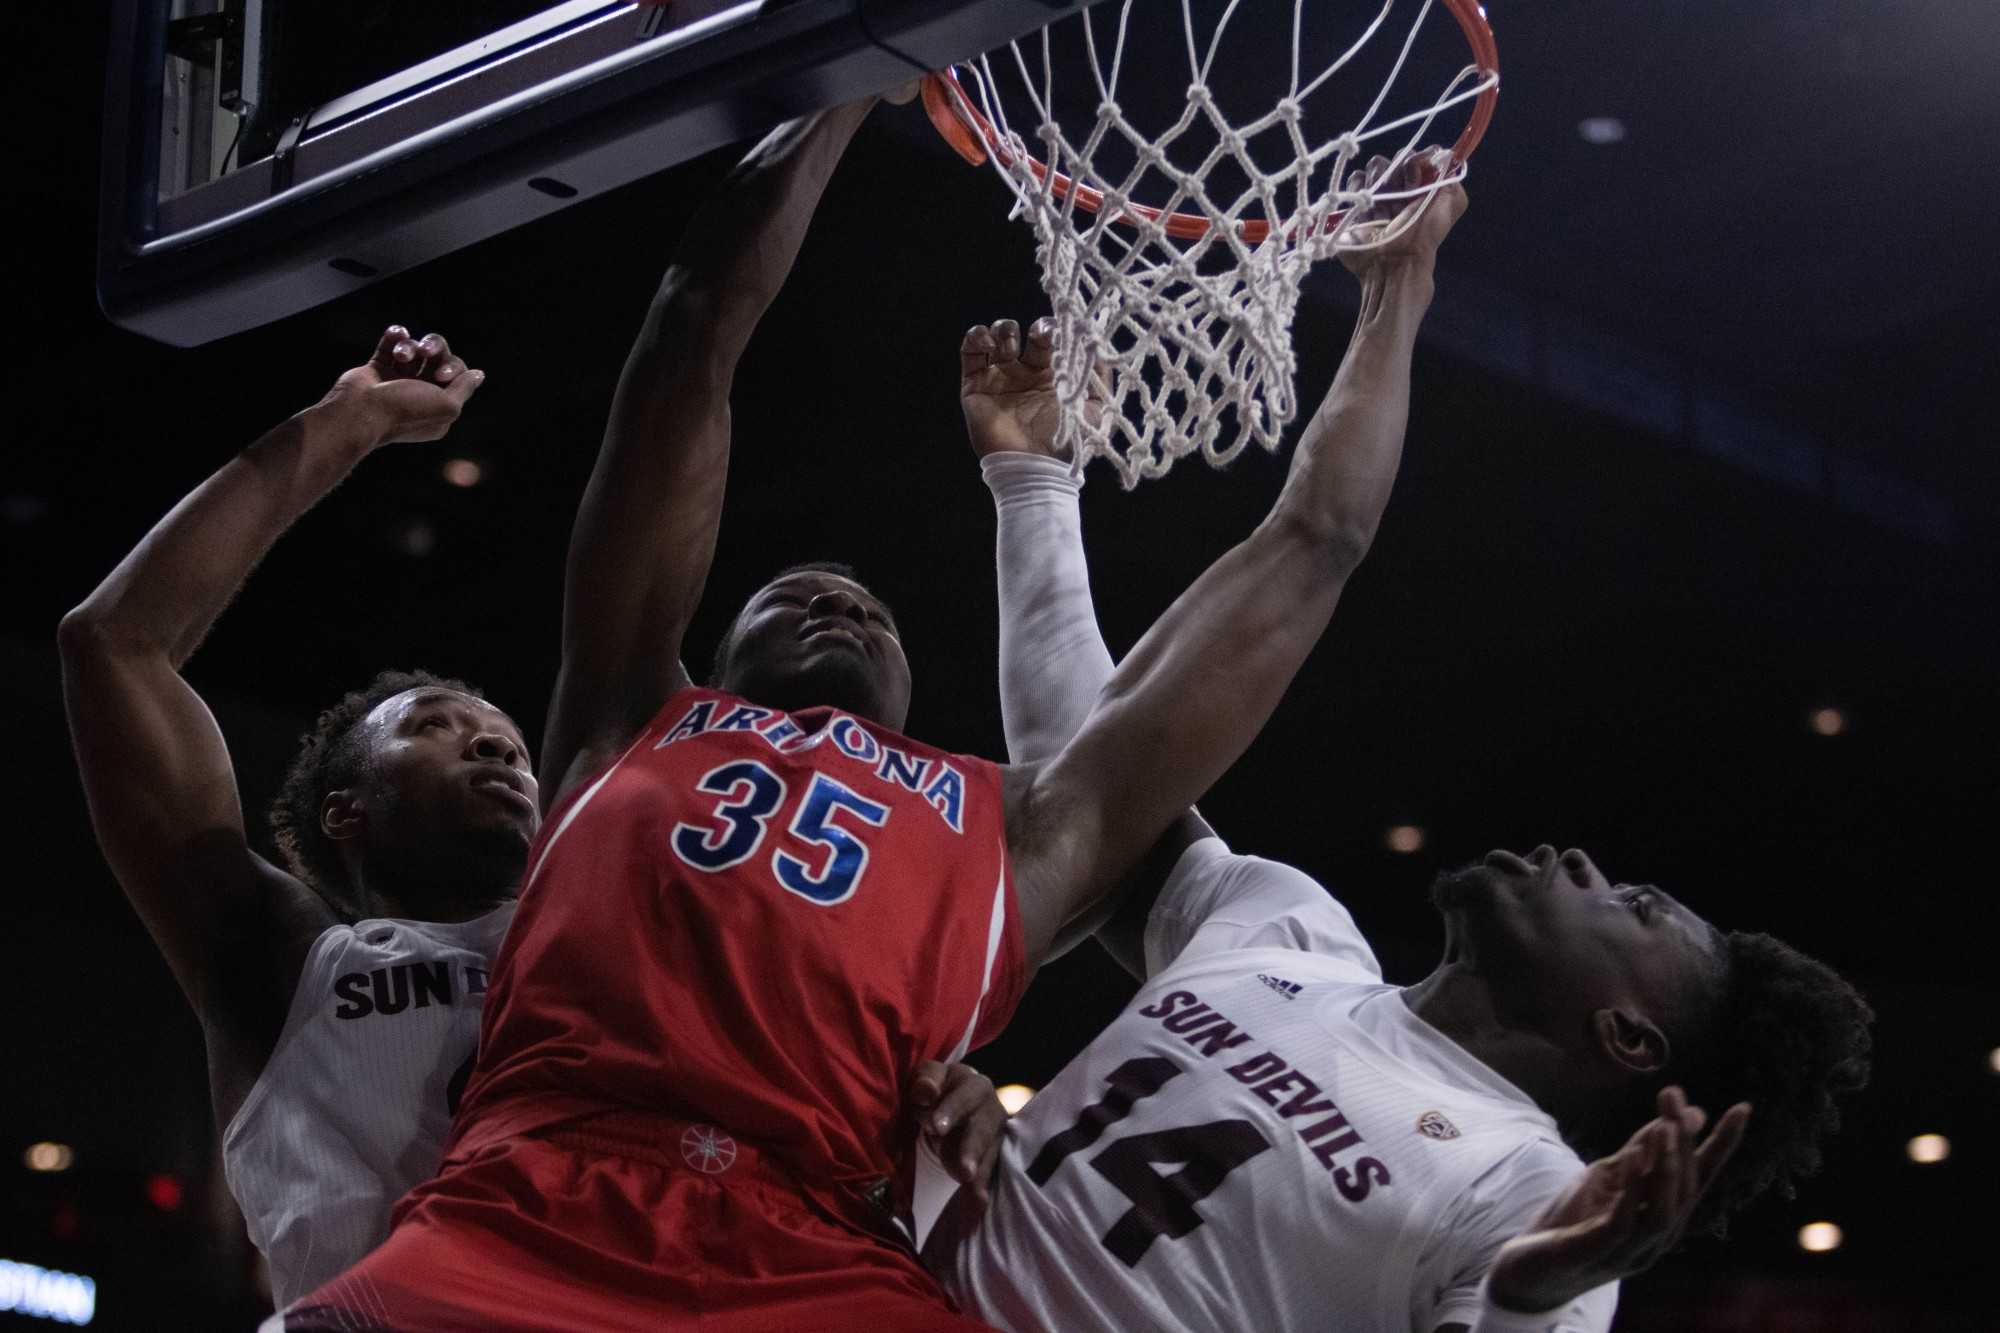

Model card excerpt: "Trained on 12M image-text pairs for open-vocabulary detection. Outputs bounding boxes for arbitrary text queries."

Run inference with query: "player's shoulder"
[309,901,516,970]
[1450,1126,1586,1218]
[1145,837,1382,980]
[1144,940,1382,992]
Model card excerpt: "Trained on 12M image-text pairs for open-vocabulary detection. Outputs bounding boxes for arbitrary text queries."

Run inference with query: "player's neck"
[347,860,518,924]
[1402,964,1595,1127]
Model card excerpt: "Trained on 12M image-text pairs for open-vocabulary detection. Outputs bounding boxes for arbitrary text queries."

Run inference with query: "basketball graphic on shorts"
[679,1125,738,1174]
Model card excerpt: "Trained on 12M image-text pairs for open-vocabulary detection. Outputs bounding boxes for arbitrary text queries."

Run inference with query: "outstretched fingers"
[960,324,999,378]
[1692,1101,1753,1196]
[1022,318,1055,372]
[991,318,1022,367]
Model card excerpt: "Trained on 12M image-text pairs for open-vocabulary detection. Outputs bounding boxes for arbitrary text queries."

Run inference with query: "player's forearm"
[547,104,876,781]
[1024,268,1432,935]
[985,454,1117,761]
[60,402,382,668]
[637,100,877,369]
[1267,257,1432,562]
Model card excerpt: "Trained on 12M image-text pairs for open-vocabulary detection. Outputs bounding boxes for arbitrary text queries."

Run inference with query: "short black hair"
[708,560,890,686]
[268,668,485,916]
[1671,931,1873,1238]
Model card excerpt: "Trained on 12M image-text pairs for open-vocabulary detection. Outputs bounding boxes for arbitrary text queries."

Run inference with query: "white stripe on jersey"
[939,840,1617,1333]
[222,904,511,1308]
[947,843,1013,1064]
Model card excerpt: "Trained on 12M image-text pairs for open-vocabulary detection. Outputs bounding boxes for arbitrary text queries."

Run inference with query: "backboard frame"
[99,0,1091,347]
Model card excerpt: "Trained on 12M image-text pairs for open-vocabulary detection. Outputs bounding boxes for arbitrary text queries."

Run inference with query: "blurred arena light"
[1798,1221,1844,1253]
[995,1084,1035,1114]
[22,1143,73,1173]
[396,518,438,558]
[1988,1047,1999,1074]
[0,1257,96,1325]
[1385,825,1426,854]
[442,458,484,488]
[1577,116,1626,145]
[1906,1134,1950,1164]
[1810,707,1846,736]
[146,1173,184,1211]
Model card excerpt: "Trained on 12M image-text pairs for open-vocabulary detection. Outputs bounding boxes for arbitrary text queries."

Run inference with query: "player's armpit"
[1080,810,1215,977]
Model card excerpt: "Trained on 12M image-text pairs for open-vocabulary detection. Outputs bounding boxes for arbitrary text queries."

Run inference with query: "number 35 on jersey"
[658,698,970,906]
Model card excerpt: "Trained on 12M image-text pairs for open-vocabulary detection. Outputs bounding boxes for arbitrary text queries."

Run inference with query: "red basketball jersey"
[450,688,1024,1189]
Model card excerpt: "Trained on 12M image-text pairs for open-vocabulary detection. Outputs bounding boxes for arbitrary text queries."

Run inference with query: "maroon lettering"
[1297,1112,1352,1142]
[1310,1129,1365,1168]
[1160,1004,1218,1033]
[1334,1157,1392,1203]
[1184,1021,1254,1057]
[1139,990,1202,1020]
[1226,1052,1287,1083]
[1248,1069,1315,1109]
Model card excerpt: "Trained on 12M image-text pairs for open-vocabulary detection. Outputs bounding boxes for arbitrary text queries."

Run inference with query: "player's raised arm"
[1006,157,1466,961]
[58,329,482,1010]
[964,323,1211,968]
[539,99,880,805]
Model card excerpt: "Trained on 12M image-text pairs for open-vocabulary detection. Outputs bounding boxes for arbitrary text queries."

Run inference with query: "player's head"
[269,669,538,917]
[1431,845,1872,1236]
[710,562,911,730]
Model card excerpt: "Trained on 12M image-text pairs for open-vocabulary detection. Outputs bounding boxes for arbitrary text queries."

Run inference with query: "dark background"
[5,1,1997,1327]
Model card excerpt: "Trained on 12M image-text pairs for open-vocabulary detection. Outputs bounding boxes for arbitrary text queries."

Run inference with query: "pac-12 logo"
[1415,1110,1461,1140]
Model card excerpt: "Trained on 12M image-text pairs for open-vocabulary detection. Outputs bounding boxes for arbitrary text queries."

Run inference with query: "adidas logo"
[1257,973,1304,1000]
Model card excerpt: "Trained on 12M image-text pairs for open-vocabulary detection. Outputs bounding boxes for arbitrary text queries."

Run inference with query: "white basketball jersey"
[222,904,513,1308]
[935,841,1618,1332]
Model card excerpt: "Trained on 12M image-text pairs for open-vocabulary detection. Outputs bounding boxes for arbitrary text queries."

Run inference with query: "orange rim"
[921,0,1499,244]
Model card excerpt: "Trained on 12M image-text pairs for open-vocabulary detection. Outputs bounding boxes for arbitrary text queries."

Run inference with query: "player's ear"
[1593,1007,1669,1076]
[321,789,365,842]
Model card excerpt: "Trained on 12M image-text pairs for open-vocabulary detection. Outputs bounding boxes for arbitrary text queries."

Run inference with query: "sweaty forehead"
[758,573,892,619]
[371,688,519,735]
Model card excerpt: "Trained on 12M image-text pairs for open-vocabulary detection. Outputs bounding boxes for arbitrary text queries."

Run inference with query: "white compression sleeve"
[982,452,1116,763]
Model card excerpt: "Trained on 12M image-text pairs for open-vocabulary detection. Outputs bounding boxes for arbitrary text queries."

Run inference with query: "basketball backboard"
[100,0,1092,347]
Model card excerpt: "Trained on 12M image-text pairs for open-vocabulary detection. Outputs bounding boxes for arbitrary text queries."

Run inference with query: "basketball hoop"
[922,1,1500,486]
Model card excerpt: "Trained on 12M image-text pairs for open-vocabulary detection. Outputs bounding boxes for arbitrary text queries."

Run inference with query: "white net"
[936,0,1498,487]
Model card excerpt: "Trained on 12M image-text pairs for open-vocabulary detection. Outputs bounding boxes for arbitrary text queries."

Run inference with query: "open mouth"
[800,622,868,651]
[471,774,534,812]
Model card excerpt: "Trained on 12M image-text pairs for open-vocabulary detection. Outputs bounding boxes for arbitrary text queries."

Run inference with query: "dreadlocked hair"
[268,668,485,917]
[1674,930,1873,1239]
[708,560,882,686]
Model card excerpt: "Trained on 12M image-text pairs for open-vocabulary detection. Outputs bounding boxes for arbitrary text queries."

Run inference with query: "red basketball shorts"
[275,1112,995,1332]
